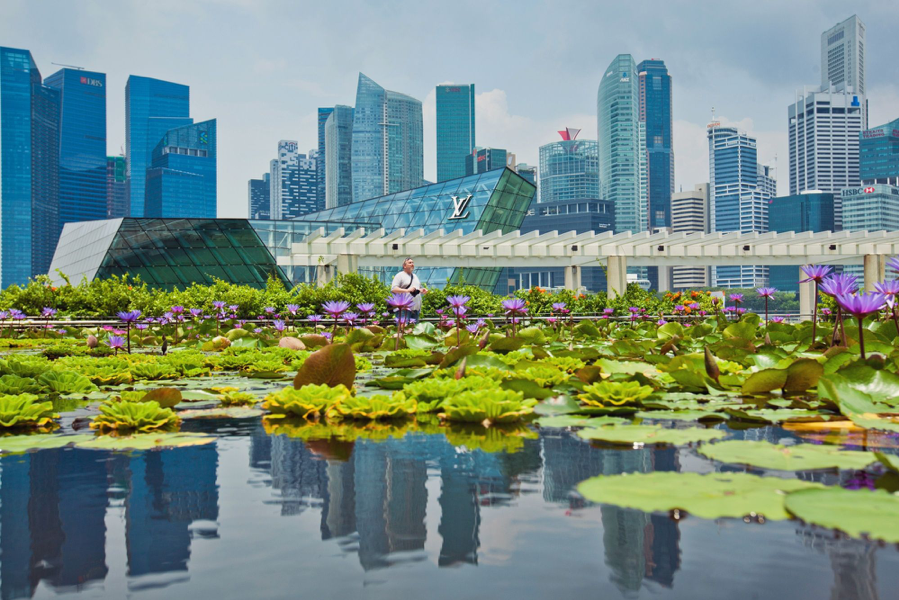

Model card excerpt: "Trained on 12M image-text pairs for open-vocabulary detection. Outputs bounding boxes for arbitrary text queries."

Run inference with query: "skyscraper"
[145,119,217,218]
[269,140,318,219]
[351,73,423,202]
[324,105,354,209]
[767,192,836,291]
[860,118,899,185]
[317,107,334,212]
[465,147,507,176]
[0,47,60,287]
[821,15,865,95]
[106,156,128,218]
[538,129,600,203]
[248,173,270,219]
[125,76,191,217]
[44,68,107,232]
[638,59,673,229]
[708,124,770,288]
[670,184,710,289]
[436,84,475,182]
[598,54,645,233]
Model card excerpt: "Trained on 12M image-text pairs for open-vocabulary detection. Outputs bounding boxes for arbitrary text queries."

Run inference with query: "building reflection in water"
[797,528,880,600]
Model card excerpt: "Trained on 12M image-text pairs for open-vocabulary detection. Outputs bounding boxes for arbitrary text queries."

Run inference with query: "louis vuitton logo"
[449,194,472,220]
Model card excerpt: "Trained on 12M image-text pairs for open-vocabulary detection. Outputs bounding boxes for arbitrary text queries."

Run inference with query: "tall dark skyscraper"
[106,156,128,218]
[436,84,475,182]
[125,76,191,217]
[248,172,271,219]
[324,105,354,209]
[0,46,60,287]
[145,119,217,218]
[44,68,107,233]
[637,59,673,229]
[317,107,334,211]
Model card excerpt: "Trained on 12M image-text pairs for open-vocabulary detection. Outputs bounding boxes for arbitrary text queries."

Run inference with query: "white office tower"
[821,15,865,95]
[670,184,710,289]
[269,140,299,220]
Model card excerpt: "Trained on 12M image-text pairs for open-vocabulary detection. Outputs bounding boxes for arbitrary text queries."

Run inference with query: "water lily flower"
[820,274,859,297]
[106,335,125,354]
[308,314,323,323]
[264,307,276,314]
[889,256,899,274]
[386,293,414,311]
[343,312,358,324]
[254,328,263,334]
[212,300,226,310]
[547,316,558,324]
[41,307,57,318]
[322,301,350,317]
[466,323,480,334]
[321,332,332,341]
[229,304,239,312]
[770,316,785,323]
[657,319,667,325]
[800,264,834,284]
[757,287,777,298]
[285,304,299,315]
[502,298,527,315]
[876,280,899,333]
[837,291,887,359]
[356,303,375,313]
[272,319,286,333]
[170,306,184,314]
[729,294,743,305]
[135,323,149,330]
[446,295,470,308]
[189,308,203,318]
[552,302,567,311]
[603,308,615,315]
[452,305,468,318]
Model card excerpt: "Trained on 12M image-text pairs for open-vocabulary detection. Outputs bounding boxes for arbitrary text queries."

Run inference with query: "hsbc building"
[842,184,899,231]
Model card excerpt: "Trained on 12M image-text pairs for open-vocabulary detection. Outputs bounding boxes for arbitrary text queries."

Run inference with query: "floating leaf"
[635,410,726,422]
[140,387,183,408]
[724,408,828,423]
[577,424,725,445]
[293,343,356,389]
[698,440,876,471]
[179,407,264,419]
[0,434,93,454]
[783,359,824,393]
[536,414,627,428]
[577,472,822,520]
[785,487,899,542]
[75,432,215,451]
[741,368,788,395]
[90,400,180,433]
[0,394,58,429]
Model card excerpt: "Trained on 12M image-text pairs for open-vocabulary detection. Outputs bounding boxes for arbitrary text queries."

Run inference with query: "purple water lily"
[502,298,527,315]
[465,323,480,334]
[272,319,286,334]
[264,307,276,315]
[552,302,567,311]
[308,314,323,324]
[212,300,226,311]
[386,293,414,311]
[889,256,899,274]
[106,335,125,355]
[446,295,470,308]
[170,306,184,314]
[756,287,778,326]
[322,301,350,317]
[837,291,886,359]
[356,303,375,313]
[876,280,899,334]
[285,304,299,315]
[820,274,859,297]
[41,307,57,318]
[800,264,834,284]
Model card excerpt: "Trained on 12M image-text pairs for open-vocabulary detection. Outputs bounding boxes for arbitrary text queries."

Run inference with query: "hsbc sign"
[842,186,879,197]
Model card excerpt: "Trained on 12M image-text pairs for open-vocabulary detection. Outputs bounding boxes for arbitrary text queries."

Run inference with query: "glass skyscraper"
[351,73,423,203]
[860,118,899,185]
[44,68,107,232]
[598,54,645,233]
[125,76,191,217]
[269,140,318,219]
[325,105,354,209]
[538,130,600,204]
[248,173,270,219]
[465,147,507,176]
[145,119,217,218]
[638,59,673,229]
[316,107,334,212]
[106,156,128,218]
[767,192,836,291]
[0,46,60,287]
[436,84,475,182]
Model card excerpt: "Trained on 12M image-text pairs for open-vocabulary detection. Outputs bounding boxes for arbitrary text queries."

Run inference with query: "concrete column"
[607,256,628,299]
[657,266,671,293]
[336,254,358,275]
[564,265,581,291]
[316,264,333,287]
[863,254,886,291]
[798,266,815,322]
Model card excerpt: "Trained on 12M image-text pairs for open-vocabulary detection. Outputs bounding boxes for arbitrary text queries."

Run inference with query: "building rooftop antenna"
[51,62,85,70]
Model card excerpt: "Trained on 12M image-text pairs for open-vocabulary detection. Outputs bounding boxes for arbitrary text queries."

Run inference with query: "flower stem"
[858,315,866,360]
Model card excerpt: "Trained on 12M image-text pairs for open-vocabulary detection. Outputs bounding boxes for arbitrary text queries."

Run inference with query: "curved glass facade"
[538,139,599,203]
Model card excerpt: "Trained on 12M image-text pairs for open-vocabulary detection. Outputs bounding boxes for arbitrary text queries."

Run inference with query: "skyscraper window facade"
[465,147,507,176]
[44,68,107,232]
[860,118,899,185]
[145,119,217,219]
[842,184,899,232]
[316,107,333,212]
[598,54,645,233]
[637,59,673,229]
[248,173,270,219]
[767,192,836,291]
[0,47,60,287]
[125,76,191,217]
[106,156,128,218]
[351,73,423,203]
[269,141,318,219]
[436,84,475,182]
[670,184,710,290]
[821,15,865,95]
[538,131,600,204]
[708,125,770,288]
[325,105,354,209]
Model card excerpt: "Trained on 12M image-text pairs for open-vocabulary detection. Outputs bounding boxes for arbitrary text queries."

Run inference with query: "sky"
[4,0,899,217]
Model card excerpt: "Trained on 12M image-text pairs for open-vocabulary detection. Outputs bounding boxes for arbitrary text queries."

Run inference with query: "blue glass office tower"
[860,118,899,185]
[0,47,60,287]
[106,156,128,218]
[145,119,216,218]
[538,131,600,203]
[126,76,191,217]
[352,73,423,202]
[638,60,673,229]
[767,192,835,291]
[465,147,507,176]
[43,68,107,232]
[436,84,475,182]
[317,107,334,211]
[248,173,270,219]
[325,105,354,209]
[598,55,644,233]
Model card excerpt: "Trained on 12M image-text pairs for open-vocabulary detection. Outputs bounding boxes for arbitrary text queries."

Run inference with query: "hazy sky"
[4,0,899,216]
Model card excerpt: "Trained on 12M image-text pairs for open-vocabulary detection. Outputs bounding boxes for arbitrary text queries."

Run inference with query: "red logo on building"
[864,187,876,193]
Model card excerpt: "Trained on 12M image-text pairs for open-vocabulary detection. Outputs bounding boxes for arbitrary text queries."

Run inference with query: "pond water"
[2,418,898,600]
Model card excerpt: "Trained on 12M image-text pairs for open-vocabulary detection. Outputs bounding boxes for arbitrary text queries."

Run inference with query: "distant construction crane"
[50,62,84,70]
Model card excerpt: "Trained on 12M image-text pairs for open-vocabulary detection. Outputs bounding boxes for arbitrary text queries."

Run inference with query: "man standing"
[391,258,427,322]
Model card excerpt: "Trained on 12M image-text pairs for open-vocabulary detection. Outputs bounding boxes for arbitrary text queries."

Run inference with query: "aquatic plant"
[836,292,886,360]
[90,400,180,433]
[578,380,655,408]
[327,393,417,420]
[400,375,501,412]
[262,383,353,420]
[218,390,259,406]
[439,388,536,425]
[0,393,57,429]
[38,370,98,394]
[799,264,833,345]
[0,374,43,395]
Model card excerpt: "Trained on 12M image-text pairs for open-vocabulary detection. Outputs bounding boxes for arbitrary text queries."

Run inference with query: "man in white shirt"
[391,258,427,322]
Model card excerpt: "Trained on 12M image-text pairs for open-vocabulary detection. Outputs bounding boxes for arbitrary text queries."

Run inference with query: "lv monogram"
[449,195,473,220]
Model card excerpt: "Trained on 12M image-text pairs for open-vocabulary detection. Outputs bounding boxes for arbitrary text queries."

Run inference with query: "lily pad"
[536,415,628,428]
[293,343,356,389]
[785,487,899,542]
[0,434,94,454]
[577,471,822,520]
[577,424,726,445]
[698,440,876,471]
[178,407,265,419]
[724,408,827,423]
[635,410,726,422]
[75,432,215,451]
[875,452,899,472]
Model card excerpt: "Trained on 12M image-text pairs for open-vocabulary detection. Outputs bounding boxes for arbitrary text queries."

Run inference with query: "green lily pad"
[785,487,899,542]
[0,434,94,454]
[536,415,628,428]
[698,440,876,471]
[577,472,822,520]
[577,424,726,445]
[741,368,788,395]
[724,408,827,423]
[178,407,264,419]
[75,433,216,451]
[875,452,899,472]
[635,410,726,422]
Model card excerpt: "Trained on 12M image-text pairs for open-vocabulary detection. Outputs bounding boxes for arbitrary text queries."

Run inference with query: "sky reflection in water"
[1,421,898,600]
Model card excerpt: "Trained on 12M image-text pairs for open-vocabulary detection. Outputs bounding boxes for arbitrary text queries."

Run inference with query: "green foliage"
[579,380,655,408]
[328,393,417,420]
[0,374,43,394]
[422,284,503,315]
[38,370,98,394]
[218,391,259,406]
[263,383,353,420]
[439,389,537,424]
[91,400,180,432]
[0,393,57,429]
[399,375,501,412]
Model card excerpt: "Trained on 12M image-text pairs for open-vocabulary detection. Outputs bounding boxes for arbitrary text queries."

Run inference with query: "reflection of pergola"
[279,228,899,318]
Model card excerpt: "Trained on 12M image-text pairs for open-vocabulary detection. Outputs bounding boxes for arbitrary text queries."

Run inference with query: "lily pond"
[3,301,899,599]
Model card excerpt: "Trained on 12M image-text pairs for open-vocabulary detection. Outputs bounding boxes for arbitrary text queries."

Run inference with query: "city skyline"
[3,1,899,219]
